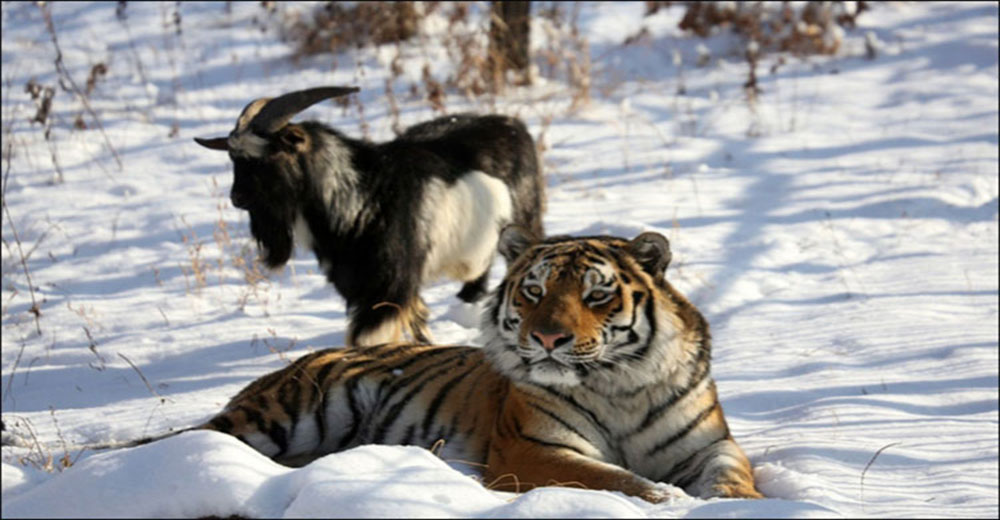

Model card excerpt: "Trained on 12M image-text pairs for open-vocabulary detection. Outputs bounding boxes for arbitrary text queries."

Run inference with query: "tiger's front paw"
[711,481,764,499]
[639,482,689,504]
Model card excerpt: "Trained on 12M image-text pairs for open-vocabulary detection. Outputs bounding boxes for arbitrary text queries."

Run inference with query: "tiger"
[95,227,761,502]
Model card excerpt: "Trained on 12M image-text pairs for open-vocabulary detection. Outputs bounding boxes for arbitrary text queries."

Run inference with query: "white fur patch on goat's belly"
[422,172,513,282]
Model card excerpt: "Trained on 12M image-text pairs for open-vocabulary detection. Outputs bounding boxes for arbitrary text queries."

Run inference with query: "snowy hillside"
[2,2,997,518]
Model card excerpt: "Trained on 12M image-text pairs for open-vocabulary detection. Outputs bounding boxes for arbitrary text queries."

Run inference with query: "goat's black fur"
[199,90,544,346]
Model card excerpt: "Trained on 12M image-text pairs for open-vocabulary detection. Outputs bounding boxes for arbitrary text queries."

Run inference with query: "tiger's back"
[203,343,506,467]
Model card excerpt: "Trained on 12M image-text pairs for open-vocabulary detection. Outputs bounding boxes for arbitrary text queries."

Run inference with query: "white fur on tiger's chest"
[421,172,513,282]
[519,373,720,479]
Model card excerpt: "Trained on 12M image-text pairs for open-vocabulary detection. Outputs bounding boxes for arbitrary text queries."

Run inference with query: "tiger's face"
[483,227,702,391]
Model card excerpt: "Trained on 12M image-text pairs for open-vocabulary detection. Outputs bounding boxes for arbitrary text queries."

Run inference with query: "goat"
[195,86,545,346]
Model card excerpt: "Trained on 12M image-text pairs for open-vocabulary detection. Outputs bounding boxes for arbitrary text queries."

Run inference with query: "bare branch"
[38,2,123,171]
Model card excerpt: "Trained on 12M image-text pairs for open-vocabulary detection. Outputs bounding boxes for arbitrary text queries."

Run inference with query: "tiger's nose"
[531,330,574,351]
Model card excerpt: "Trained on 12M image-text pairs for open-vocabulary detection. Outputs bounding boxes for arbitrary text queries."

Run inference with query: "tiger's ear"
[628,232,672,276]
[498,225,539,264]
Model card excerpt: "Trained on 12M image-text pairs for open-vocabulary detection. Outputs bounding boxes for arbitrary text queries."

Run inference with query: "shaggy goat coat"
[196,87,544,346]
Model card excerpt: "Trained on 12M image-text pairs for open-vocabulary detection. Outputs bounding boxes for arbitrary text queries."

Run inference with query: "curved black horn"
[194,136,230,151]
[249,86,360,135]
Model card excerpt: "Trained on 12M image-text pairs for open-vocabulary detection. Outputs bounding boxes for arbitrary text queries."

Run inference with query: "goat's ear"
[194,136,229,151]
[498,225,539,264]
[628,232,671,276]
[275,126,310,153]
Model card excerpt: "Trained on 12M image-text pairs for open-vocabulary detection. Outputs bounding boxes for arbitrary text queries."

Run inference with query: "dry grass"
[2,414,80,473]
[37,1,122,171]
[272,2,593,118]
[176,216,208,295]
[283,1,424,61]
[250,327,298,363]
[171,180,277,314]
[2,124,43,336]
[674,1,868,57]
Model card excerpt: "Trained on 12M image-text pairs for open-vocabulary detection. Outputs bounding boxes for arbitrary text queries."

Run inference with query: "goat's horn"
[194,136,230,151]
[249,86,360,135]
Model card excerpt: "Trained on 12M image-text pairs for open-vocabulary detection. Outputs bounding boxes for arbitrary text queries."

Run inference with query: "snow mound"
[3,432,807,519]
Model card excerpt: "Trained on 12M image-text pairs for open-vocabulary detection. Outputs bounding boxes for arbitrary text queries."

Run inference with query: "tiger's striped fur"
[479,227,761,500]
[120,228,759,502]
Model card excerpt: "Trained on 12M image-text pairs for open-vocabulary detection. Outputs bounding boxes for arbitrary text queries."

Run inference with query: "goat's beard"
[248,207,294,269]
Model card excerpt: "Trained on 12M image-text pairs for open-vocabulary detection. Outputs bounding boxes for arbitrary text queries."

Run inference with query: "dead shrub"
[672,1,869,57]
[283,1,426,59]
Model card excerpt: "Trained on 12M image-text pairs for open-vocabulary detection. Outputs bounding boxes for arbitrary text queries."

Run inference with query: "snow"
[2,1,997,518]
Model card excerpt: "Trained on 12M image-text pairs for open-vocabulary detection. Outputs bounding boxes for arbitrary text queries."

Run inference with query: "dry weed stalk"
[5,416,56,472]
[250,328,297,363]
[24,78,64,183]
[3,412,82,472]
[37,1,122,170]
[232,242,272,313]
[2,342,27,408]
[177,216,208,294]
[2,145,42,335]
[118,352,169,404]
[860,441,900,512]
[384,77,402,136]
[203,177,274,312]
[156,304,170,326]
[47,407,78,469]
[384,42,405,135]
[114,1,152,105]
[532,2,592,113]
[159,1,183,138]
[422,64,447,114]
[67,301,103,332]
[353,56,372,140]
[564,3,590,113]
[744,39,761,104]
[82,326,107,371]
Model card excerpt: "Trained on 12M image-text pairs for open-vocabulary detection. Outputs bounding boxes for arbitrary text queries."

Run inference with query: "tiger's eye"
[524,285,543,297]
[588,290,608,300]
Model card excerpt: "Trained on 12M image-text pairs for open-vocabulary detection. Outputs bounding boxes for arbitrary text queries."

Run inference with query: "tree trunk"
[488,1,531,92]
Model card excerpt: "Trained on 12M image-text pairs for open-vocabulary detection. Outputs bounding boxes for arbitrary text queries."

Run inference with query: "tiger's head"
[481,226,710,393]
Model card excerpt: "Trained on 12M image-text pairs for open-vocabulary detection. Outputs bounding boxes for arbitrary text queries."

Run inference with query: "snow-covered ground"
[2,2,997,518]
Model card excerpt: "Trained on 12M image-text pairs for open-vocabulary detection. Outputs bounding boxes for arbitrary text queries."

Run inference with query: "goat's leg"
[347,295,434,347]
[347,301,406,347]
[456,266,491,303]
[404,296,432,344]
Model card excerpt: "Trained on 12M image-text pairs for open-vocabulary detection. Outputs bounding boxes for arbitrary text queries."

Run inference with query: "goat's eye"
[523,285,543,298]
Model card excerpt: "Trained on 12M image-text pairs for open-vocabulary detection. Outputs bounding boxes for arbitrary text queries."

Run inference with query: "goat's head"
[194,86,359,268]
[195,86,359,209]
